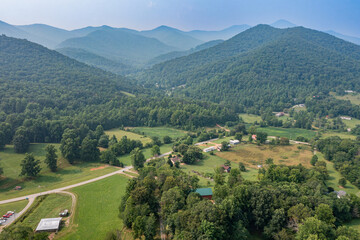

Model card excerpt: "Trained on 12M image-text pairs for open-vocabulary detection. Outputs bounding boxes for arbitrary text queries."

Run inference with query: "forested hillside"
[138,25,360,112]
[0,35,237,150]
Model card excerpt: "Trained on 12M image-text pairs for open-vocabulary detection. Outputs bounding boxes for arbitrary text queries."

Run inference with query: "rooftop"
[35,218,62,232]
[195,188,213,196]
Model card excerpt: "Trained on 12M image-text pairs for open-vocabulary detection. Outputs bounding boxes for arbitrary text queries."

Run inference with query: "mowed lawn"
[217,144,313,169]
[132,127,188,140]
[0,144,118,201]
[19,193,72,230]
[0,199,28,217]
[257,126,317,140]
[321,131,357,140]
[105,129,152,144]
[59,175,129,240]
[239,114,262,124]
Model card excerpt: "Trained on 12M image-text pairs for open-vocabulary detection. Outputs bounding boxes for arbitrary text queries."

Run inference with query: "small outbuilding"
[35,218,62,232]
[203,146,216,153]
[222,165,231,173]
[229,139,240,145]
[195,188,213,200]
[335,190,347,199]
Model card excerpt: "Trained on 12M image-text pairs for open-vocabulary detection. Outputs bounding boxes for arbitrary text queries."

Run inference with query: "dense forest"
[137,25,360,114]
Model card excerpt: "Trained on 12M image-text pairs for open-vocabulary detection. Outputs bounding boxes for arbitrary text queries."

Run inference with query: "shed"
[335,190,347,199]
[195,188,213,200]
[35,218,62,232]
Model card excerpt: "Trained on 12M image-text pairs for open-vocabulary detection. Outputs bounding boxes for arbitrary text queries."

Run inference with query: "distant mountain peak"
[271,20,297,29]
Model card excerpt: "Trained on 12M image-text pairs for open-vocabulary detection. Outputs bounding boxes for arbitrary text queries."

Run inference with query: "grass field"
[132,127,188,140]
[345,219,360,232]
[19,193,72,229]
[257,126,317,140]
[0,199,28,217]
[105,129,152,144]
[118,144,173,166]
[342,118,360,129]
[315,153,360,196]
[217,144,313,169]
[333,93,360,106]
[321,132,357,140]
[239,114,262,124]
[59,174,129,240]
[0,144,118,201]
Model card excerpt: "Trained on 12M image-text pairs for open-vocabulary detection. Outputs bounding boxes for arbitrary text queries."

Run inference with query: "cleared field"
[321,132,356,140]
[334,93,360,106]
[316,153,360,196]
[19,193,72,229]
[257,126,317,140]
[217,144,313,169]
[59,174,129,240]
[132,127,188,140]
[105,129,152,144]
[239,114,262,124]
[120,91,136,97]
[0,199,28,217]
[181,153,227,174]
[0,144,118,200]
[342,118,360,129]
[345,218,360,233]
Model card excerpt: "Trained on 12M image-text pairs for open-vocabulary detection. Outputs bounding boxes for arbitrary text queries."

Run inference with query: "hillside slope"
[137,25,360,111]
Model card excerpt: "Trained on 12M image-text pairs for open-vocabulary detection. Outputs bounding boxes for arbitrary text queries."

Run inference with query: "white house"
[229,139,240,145]
[203,146,216,152]
[340,116,352,120]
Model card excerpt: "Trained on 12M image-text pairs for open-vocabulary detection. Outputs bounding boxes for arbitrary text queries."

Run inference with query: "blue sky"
[1,0,359,37]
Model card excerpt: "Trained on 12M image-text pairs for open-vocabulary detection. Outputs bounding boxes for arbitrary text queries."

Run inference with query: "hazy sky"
[1,0,359,37]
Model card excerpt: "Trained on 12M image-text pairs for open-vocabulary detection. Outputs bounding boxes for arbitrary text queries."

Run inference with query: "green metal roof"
[195,188,213,196]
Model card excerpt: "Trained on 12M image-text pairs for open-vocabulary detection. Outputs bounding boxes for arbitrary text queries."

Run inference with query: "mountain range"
[137,25,360,111]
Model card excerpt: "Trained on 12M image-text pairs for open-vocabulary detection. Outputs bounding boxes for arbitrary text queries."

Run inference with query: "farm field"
[0,144,118,200]
[59,174,129,240]
[132,127,188,140]
[257,126,317,140]
[333,93,360,106]
[18,193,72,230]
[342,117,360,129]
[105,129,152,144]
[239,114,262,124]
[0,199,28,217]
[217,144,313,169]
[181,153,227,174]
[118,143,173,166]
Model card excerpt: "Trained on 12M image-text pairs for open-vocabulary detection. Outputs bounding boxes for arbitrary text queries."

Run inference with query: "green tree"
[296,217,335,240]
[81,137,100,162]
[235,133,243,141]
[60,129,80,164]
[339,178,347,187]
[95,125,105,140]
[239,162,246,172]
[151,145,160,157]
[256,131,268,144]
[315,204,336,225]
[163,135,172,144]
[144,214,157,240]
[131,148,146,170]
[228,168,242,188]
[101,150,120,166]
[311,155,318,166]
[45,144,57,172]
[221,141,230,151]
[336,226,360,240]
[0,130,6,149]
[98,134,109,148]
[13,127,30,153]
[20,153,41,178]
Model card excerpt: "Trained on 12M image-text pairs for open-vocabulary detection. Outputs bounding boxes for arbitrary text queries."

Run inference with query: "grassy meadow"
[333,93,360,106]
[257,126,317,140]
[132,127,188,140]
[239,114,262,124]
[0,144,118,201]
[105,129,152,144]
[59,174,130,240]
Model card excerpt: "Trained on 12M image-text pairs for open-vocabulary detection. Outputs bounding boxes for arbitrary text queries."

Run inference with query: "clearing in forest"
[105,129,152,144]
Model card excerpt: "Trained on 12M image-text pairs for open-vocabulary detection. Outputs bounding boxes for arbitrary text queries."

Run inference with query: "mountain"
[186,25,251,42]
[271,19,297,29]
[16,24,77,48]
[57,47,136,75]
[137,25,360,111]
[0,20,31,39]
[147,39,224,66]
[0,35,134,112]
[140,25,203,50]
[326,30,360,46]
[57,28,177,65]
